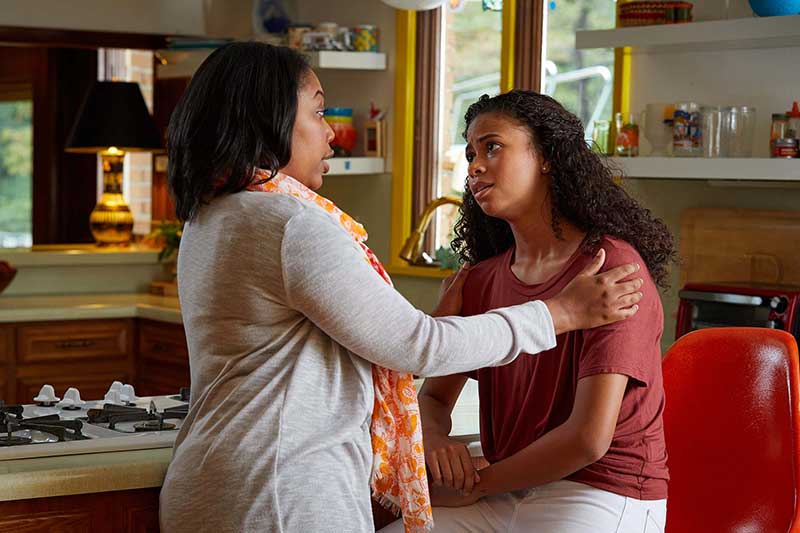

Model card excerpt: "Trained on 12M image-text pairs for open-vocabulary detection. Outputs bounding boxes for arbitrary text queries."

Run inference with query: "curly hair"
[451,90,676,288]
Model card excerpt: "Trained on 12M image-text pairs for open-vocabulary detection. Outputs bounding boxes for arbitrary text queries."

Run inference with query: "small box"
[364,119,386,158]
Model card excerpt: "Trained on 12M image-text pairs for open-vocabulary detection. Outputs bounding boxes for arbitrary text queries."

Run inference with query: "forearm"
[419,393,454,435]
[474,422,600,497]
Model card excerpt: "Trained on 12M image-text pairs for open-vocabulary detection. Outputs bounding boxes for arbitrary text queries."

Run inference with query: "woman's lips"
[473,184,492,200]
[322,161,330,174]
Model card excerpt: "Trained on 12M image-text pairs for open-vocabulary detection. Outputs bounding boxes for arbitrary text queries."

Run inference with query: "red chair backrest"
[662,328,800,533]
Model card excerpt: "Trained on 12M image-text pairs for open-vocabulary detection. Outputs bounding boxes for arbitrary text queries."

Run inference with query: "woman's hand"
[544,249,643,335]
[424,430,480,495]
[431,263,472,317]
[429,483,483,508]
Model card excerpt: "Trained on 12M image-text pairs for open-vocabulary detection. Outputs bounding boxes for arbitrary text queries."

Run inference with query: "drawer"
[138,321,188,367]
[17,320,131,364]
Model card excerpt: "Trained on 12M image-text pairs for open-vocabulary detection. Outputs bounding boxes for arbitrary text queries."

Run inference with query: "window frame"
[387,1,523,278]
[387,2,629,278]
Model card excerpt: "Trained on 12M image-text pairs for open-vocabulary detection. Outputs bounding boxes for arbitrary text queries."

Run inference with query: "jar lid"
[774,138,799,147]
[772,113,789,119]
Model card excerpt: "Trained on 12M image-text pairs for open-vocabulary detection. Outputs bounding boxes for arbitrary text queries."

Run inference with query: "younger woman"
[385,91,675,532]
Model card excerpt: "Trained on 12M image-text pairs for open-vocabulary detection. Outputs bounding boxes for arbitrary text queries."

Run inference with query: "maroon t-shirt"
[462,236,669,500]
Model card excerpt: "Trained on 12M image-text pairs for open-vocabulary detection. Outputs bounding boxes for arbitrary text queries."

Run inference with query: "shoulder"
[597,236,645,270]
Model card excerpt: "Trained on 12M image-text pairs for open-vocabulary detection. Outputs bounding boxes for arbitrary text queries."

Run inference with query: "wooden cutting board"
[679,208,800,286]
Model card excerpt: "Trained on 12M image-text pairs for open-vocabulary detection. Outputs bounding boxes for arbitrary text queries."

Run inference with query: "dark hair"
[452,90,677,288]
[167,42,311,221]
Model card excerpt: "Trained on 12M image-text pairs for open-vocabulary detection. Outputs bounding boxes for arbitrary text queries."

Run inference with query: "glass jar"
[615,112,639,157]
[701,106,722,158]
[722,106,756,158]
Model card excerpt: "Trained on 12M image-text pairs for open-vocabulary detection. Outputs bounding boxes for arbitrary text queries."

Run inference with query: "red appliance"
[676,282,800,341]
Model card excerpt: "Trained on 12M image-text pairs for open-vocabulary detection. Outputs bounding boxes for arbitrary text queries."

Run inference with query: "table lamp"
[65,81,162,246]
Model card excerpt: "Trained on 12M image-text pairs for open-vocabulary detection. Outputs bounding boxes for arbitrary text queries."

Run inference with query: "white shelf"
[308,51,387,70]
[611,157,800,181]
[576,15,800,52]
[327,157,385,175]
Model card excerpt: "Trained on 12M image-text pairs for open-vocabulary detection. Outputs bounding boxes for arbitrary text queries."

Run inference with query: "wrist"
[543,298,571,336]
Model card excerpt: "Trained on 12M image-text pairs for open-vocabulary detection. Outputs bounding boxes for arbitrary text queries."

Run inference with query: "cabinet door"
[137,320,189,395]
[0,326,13,403]
[17,320,132,364]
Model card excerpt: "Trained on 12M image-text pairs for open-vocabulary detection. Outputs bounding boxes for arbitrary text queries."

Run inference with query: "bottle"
[786,102,800,141]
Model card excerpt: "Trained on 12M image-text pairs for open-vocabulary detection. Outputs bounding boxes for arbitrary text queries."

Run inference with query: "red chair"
[662,328,800,533]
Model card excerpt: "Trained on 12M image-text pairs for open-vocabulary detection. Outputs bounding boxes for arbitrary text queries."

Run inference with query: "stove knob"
[770,296,789,314]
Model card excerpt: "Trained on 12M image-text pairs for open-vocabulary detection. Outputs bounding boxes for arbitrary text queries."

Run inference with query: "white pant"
[379,480,666,533]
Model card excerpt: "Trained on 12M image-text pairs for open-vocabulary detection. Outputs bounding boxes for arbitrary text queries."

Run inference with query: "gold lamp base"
[90,151,133,246]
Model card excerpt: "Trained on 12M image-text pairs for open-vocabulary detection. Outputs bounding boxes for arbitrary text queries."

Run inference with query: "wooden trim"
[500,0,516,92]
[0,27,168,50]
[388,10,417,271]
[412,8,442,253]
[513,0,545,91]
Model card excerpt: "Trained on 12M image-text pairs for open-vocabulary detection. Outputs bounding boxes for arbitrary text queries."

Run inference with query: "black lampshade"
[65,81,162,153]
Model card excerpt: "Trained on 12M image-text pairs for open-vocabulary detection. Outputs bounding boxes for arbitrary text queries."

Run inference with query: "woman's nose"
[325,121,335,144]
[468,158,485,177]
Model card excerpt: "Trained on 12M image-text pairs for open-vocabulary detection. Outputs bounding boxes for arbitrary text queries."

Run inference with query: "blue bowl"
[748,0,800,16]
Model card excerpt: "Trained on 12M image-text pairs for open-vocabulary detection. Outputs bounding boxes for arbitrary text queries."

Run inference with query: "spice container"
[770,113,788,155]
[672,102,701,157]
[773,139,799,159]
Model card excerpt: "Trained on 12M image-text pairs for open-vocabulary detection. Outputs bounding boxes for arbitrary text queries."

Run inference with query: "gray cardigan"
[159,191,556,532]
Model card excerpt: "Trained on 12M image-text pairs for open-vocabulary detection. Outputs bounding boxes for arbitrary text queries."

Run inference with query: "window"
[433,1,504,253]
[543,0,615,140]
[0,99,33,248]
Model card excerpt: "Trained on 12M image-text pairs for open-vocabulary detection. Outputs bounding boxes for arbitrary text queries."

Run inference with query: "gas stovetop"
[0,382,190,461]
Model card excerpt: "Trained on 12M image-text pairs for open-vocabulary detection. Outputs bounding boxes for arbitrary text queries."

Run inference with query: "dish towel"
[249,169,433,532]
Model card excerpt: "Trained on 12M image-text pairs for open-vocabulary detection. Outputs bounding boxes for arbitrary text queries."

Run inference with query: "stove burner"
[86,400,188,432]
[134,420,177,432]
[0,435,32,446]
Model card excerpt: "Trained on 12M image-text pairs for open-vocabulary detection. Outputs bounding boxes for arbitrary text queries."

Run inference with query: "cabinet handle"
[56,339,95,349]
[151,341,170,353]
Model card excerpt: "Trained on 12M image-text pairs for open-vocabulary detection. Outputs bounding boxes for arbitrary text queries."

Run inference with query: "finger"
[439,451,454,488]
[459,450,476,494]
[611,304,639,321]
[617,292,643,308]
[601,261,640,283]
[448,450,465,490]
[577,248,605,277]
[427,455,443,486]
[611,278,643,298]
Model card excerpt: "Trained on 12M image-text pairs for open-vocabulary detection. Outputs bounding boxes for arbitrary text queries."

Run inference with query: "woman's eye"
[465,152,474,163]
[487,142,500,152]
[316,110,325,118]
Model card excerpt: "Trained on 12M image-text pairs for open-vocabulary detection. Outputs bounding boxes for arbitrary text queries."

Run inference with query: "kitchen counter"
[0,293,182,324]
[0,381,481,502]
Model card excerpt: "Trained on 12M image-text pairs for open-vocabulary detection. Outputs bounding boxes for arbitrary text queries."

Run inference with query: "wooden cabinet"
[0,318,188,404]
[1,319,134,405]
[136,320,189,397]
[0,487,159,533]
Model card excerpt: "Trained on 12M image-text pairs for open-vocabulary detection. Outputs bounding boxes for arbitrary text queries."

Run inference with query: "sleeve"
[577,244,664,386]
[279,207,558,377]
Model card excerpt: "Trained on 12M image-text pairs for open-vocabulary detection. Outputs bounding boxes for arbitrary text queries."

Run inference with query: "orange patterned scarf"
[249,169,433,532]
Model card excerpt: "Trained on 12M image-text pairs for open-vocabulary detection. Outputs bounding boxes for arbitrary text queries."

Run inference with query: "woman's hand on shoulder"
[544,248,643,334]
[431,263,472,317]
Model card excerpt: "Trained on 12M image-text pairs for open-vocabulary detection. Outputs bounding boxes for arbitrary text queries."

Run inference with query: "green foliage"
[148,221,183,262]
[0,101,33,237]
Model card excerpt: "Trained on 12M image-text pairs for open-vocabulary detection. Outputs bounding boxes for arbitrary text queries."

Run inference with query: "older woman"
[159,43,643,533]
